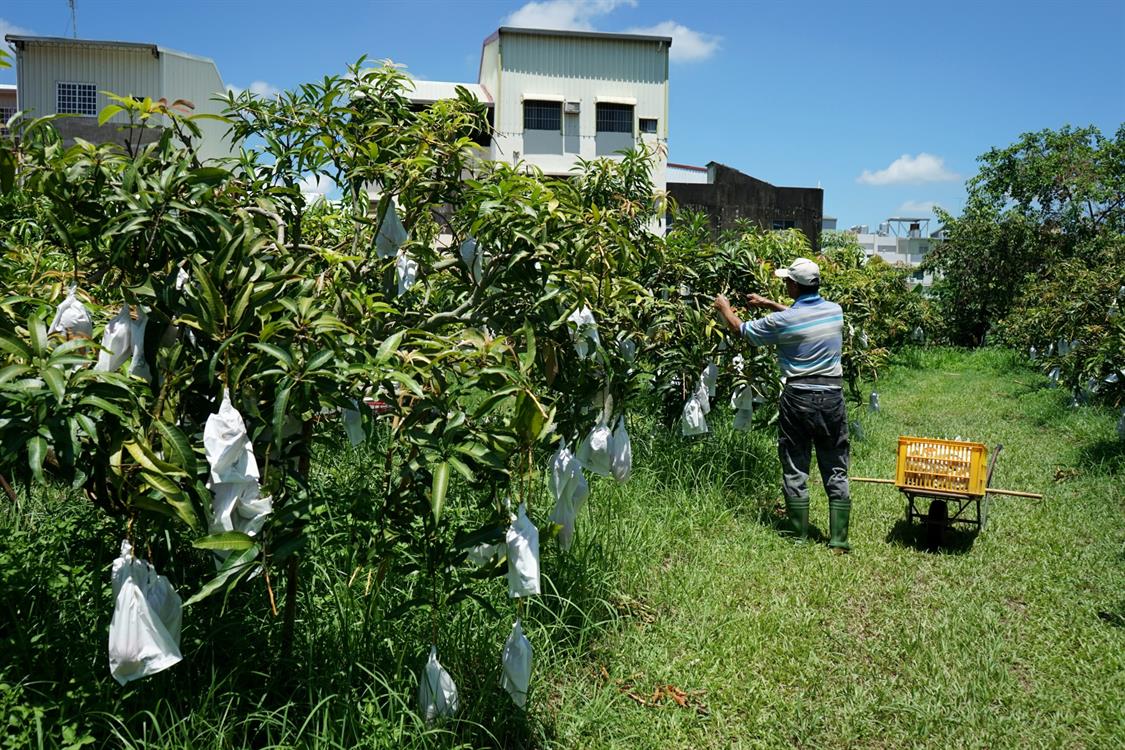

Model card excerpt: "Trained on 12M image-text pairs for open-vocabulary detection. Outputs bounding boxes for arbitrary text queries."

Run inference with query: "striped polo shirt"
[740,294,844,380]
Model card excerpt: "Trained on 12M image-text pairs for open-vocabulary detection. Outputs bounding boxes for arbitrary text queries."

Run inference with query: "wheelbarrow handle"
[984,487,1043,499]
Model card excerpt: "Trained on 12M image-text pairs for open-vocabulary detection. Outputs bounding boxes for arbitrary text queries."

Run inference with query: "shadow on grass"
[884,517,978,555]
[1076,436,1125,475]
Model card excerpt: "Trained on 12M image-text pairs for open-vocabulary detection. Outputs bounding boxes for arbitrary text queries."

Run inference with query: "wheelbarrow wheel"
[924,499,948,548]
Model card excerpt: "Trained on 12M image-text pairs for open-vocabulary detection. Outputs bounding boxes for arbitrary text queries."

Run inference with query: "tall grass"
[2,347,1123,748]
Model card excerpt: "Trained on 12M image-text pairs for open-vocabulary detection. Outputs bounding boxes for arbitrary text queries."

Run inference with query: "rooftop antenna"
[68,0,78,38]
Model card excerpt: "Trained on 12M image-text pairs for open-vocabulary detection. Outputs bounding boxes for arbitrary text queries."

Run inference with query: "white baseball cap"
[774,257,820,285]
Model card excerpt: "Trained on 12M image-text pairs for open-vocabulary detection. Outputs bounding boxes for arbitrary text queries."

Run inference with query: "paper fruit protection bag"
[681,396,709,436]
[566,305,601,360]
[418,646,459,722]
[108,541,183,685]
[95,304,133,372]
[577,421,613,476]
[48,287,93,341]
[501,619,533,708]
[506,503,541,597]
[203,391,272,548]
[547,439,589,551]
[610,416,632,483]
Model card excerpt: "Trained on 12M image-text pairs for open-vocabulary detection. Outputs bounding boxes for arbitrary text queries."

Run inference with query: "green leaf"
[388,371,423,398]
[272,384,292,446]
[252,342,295,370]
[376,330,405,364]
[184,546,260,607]
[192,261,226,331]
[513,389,547,444]
[41,366,65,404]
[78,395,128,421]
[97,104,125,126]
[125,440,187,477]
[27,436,47,483]
[192,531,255,551]
[154,421,199,476]
[431,461,450,525]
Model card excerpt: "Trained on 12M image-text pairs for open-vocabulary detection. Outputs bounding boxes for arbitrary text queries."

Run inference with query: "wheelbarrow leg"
[980,444,1003,532]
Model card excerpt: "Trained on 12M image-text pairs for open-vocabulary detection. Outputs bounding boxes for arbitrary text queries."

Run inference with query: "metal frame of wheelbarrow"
[904,444,1003,535]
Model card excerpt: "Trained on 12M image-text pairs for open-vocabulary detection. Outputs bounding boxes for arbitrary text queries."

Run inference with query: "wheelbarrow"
[853,436,1043,545]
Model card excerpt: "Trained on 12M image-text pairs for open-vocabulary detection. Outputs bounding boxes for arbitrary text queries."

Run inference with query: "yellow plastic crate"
[895,436,988,496]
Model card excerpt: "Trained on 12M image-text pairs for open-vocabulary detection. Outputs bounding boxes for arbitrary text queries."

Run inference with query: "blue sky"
[3,0,1123,229]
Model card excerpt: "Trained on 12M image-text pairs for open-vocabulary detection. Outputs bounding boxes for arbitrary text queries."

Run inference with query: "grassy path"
[539,349,1125,749]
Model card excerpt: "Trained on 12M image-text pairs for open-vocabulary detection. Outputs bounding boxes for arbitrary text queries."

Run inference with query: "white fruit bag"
[459,236,483,284]
[375,204,407,259]
[396,250,418,296]
[850,419,865,442]
[1048,367,1060,387]
[701,363,718,398]
[108,540,183,685]
[1117,409,1125,441]
[1029,346,1037,361]
[204,391,271,547]
[500,619,533,708]
[417,645,459,722]
[48,287,93,341]
[548,440,589,551]
[617,334,637,363]
[95,304,133,372]
[681,396,709,436]
[869,391,880,413]
[128,307,152,381]
[506,503,541,598]
[566,305,600,360]
[693,378,711,415]
[577,421,613,477]
[610,416,632,483]
[733,407,754,431]
[466,542,504,566]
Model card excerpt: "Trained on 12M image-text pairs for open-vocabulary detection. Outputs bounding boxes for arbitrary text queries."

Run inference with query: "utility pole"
[68,0,78,39]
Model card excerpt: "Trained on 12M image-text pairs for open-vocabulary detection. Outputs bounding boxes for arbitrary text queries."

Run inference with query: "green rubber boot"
[829,499,851,552]
[784,496,810,542]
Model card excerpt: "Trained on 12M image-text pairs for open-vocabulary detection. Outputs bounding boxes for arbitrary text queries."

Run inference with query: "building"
[821,216,837,231]
[666,162,824,250]
[849,217,937,284]
[404,26,670,189]
[0,83,16,129]
[4,35,232,161]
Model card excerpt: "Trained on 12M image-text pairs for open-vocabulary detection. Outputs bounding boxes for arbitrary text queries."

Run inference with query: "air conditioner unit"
[564,101,581,114]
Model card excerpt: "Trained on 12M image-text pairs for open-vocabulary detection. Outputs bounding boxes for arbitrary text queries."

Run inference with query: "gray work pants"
[777,387,850,504]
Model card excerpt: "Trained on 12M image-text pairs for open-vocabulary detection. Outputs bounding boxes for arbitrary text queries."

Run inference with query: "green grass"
[538,347,1125,749]
[2,347,1123,748]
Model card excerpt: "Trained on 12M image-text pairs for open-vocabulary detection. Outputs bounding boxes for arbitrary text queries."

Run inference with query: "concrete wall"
[668,163,823,250]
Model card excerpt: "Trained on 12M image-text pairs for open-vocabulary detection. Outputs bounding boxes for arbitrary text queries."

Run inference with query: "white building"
[407,27,670,190]
[850,217,937,285]
[5,35,232,162]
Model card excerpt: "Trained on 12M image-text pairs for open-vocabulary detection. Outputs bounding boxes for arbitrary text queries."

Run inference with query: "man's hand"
[746,293,772,309]
[714,293,743,335]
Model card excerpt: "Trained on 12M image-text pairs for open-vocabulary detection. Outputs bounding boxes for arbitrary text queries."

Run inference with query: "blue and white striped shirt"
[740,294,844,380]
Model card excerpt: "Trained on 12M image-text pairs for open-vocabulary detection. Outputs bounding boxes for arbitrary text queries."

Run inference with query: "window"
[639,117,657,134]
[57,82,97,116]
[523,100,561,131]
[596,103,633,133]
[912,269,925,281]
[0,106,15,127]
[772,220,796,230]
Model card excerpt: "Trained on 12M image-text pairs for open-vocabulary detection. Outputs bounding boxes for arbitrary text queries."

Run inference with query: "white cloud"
[897,200,940,214]
[226,80,281,98]
[1,17,34,55]
[299,173,334,202]
[504,2,719,63]
[505,0,635,31]
[857,153,959,185]
[625,21,720,62]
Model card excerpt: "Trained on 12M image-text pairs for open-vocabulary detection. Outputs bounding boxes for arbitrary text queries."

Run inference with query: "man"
[714,257,851,552]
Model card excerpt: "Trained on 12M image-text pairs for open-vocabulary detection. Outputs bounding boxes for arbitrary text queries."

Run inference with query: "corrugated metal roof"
[5,35,159,57]
[497,26,673,46]
[406,79,492,105]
